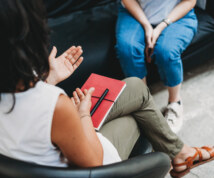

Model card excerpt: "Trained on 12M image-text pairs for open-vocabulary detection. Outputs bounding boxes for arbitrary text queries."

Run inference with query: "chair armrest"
[90,152,171,178]
[0,152,170,178]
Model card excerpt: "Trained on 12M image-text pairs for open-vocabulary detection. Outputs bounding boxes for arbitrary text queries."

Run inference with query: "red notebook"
[81,73,126,130]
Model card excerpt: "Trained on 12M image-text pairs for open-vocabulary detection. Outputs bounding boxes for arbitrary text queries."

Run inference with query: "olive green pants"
[99,77,184,160]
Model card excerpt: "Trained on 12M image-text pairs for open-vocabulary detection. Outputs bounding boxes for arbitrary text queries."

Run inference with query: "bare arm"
[122,0,153,61]
[122,0,150,28]
[155,0,197,34]
[167,0,196,23]
[122,0,196,61]
[151,0,196,56]
[72,88,103,154]
[51,93,103,167]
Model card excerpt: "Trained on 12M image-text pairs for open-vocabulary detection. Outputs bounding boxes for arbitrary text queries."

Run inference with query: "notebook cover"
[81,73,126,130]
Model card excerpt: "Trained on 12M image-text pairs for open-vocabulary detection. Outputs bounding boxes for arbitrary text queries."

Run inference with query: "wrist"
[144,23,153,30]
[46,73,58,85]
[79,110,91,118]
[156,22,167,31]
[46,77,57,85]
[80,114,91,119]
[162,18,172,26]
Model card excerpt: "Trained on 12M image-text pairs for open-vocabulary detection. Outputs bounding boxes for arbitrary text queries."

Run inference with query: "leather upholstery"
[46,0,214,94]
[45,0,115,17]
[206,0,214,18]
[48,1,123,95]
[0,152,170,178]
[0,131,170,178]
[182,7,214,70]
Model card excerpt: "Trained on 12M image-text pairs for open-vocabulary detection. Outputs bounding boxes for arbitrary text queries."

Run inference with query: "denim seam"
[130,24,147,79]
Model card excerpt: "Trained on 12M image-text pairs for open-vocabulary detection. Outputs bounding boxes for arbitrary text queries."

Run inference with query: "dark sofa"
[46,0,214,96]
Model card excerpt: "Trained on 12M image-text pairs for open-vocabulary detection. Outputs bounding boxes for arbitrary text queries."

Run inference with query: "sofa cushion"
[206,0,214,18]
[196,0,207,10]
[48,1,121,95]
[182,7,214,68]
[186,7,214,51]
[45,0,117,17]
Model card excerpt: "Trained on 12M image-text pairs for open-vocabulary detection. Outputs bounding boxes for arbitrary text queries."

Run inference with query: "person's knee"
[123,77,151,107]
[123,77,148,94]
[116,38,145,60]
[124,76,141,85]
[115,37,131,56]
[154,43,180,65]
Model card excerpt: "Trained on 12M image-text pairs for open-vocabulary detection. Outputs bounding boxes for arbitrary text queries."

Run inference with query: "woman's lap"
[115,7,198,86]
[153,9,198,86]
[100,77,184,159]
[100,115,140,160]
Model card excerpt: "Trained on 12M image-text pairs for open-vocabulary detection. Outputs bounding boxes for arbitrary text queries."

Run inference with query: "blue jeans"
[115,6,198,87]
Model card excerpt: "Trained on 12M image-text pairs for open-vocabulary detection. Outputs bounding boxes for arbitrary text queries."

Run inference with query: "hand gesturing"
[47,46,83,85]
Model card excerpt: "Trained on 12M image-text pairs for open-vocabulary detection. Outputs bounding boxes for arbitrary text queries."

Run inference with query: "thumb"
[147,41,153,49]
[85,87,95,99]
[146,36,152,48]
[151,36,156,47]
[49,46,57,60]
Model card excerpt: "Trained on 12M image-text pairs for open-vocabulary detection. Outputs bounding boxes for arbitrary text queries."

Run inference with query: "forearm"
[167,0,196,23]
[154,0,196,38]
[122,0,151,28]
[80,115,103,163]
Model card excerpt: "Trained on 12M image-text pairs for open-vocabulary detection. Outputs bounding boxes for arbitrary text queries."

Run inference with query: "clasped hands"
[144,22,167,63]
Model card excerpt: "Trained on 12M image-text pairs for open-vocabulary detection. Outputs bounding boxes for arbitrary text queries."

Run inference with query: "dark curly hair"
[0,0,50,111]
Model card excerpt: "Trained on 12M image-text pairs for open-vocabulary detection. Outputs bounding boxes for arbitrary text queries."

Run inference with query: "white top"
[137,0,181,25]
[0,81,121,167]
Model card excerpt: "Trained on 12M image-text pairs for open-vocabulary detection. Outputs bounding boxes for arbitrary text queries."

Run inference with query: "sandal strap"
[201,146,214,157]
[173,148,198,168]
[195,147,203,162]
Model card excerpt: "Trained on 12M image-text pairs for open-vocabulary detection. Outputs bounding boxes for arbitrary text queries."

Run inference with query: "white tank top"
[137,0,181,25]
[0,81,121,167]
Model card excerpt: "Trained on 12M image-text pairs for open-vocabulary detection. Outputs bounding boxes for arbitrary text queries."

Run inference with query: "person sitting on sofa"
[115,0,198,133]
[0,0,213,177]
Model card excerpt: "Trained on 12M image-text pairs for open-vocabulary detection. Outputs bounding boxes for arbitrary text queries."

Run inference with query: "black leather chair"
[0,139,171,178]
[0,128,171,178]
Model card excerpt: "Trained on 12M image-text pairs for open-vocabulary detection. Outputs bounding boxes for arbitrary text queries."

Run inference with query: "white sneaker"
[163,102,183,133]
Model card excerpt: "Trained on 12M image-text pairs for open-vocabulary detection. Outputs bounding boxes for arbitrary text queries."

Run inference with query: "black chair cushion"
[45,0,117,18]
[181,7,214,70]
[183,7,214,56]
[48,1,121,95]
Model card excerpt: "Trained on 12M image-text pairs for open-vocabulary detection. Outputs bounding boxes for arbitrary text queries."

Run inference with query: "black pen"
[90,88,109,116]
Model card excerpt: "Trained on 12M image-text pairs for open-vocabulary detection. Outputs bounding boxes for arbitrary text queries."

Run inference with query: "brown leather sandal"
[170,146,214,178]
